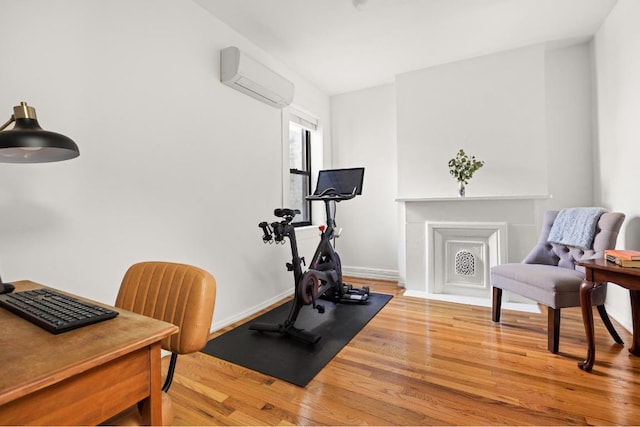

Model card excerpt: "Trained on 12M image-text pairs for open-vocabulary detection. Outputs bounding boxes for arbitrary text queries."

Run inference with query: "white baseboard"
[608,312,633,334]
[208,276,544,337]
[342,266,399,282]
[209,267,397,335]
[210,288,293,333]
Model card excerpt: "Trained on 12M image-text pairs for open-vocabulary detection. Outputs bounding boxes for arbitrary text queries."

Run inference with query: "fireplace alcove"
[397,195,550,309]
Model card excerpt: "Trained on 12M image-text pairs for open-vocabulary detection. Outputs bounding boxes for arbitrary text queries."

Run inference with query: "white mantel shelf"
[396,195,551,202]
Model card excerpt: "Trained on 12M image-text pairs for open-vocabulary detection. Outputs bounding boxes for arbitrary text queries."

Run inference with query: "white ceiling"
[195,0,617,95]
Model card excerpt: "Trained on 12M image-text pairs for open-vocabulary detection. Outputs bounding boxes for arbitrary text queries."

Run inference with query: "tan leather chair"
[103,261,216,425]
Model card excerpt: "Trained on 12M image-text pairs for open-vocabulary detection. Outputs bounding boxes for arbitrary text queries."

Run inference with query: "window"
[285,108,320,227]
[289,122,312,226]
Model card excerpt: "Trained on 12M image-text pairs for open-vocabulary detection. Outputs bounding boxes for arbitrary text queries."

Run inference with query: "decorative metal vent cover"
[455,250,475,276]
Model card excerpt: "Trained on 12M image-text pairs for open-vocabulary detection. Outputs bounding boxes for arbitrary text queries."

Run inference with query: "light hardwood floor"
[163,278,640,425]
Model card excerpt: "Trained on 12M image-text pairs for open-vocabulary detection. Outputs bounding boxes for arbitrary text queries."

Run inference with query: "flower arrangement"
[448,149,484,185]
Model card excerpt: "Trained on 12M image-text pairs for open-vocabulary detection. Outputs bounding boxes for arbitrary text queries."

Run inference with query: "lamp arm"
[0,115,15,132]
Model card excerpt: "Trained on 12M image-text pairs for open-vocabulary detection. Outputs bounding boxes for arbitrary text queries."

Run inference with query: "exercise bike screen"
[313,167,364,196]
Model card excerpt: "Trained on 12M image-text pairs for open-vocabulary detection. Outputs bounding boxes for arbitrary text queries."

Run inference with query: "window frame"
[289,124,312,227]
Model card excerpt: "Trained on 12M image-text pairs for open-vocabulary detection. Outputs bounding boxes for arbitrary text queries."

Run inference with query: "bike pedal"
[316,304,325,313]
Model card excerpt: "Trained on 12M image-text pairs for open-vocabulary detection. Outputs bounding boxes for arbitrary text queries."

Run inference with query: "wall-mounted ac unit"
[220,46,295,108]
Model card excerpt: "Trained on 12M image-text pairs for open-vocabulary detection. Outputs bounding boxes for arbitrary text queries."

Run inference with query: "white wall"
[395,42,596,203]
[396,45,548,199]
[330,85,398,280]
[2,0,629,335]
[592,0,640,332]
[0,0,330,330]
[330,42,598,286]
[545,43,595,210]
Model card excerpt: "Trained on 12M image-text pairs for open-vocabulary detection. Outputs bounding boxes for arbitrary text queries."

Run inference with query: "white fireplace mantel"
[397,195,551,300]
[396,194,551,203]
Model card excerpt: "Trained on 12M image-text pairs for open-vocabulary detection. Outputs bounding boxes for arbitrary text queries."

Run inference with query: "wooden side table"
[577,259,640,371]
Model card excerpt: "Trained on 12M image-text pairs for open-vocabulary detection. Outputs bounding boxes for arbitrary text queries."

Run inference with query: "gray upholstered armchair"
[490,209,625,353]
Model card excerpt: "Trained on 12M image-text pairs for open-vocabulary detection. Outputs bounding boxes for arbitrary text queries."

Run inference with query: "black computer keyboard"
[0,288,118,334]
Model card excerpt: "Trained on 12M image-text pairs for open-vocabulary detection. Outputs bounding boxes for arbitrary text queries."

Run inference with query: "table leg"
[140,342,164,425]
[578,279,596,372]
[630,290,640,356]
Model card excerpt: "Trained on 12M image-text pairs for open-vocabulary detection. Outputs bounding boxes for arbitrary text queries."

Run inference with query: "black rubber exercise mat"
[201,292,392,387]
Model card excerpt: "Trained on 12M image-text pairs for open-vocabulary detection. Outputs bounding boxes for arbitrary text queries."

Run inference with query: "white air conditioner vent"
[220,46,294,108]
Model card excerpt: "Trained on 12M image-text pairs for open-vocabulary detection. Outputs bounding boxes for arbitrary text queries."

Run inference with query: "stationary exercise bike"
[250,168,369,344]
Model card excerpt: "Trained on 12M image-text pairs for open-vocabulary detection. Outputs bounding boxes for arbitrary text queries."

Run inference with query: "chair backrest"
[523,210,625,270]
[115,261,216,354]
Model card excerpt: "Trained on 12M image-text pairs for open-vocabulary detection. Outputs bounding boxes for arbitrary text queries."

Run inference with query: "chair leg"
[597,304,624,345]
[548,307,560,353]
[492,287,502,322]
[162,353,178,392]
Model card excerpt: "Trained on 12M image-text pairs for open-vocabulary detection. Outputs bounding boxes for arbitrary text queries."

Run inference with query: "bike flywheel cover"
[299,272,320,305]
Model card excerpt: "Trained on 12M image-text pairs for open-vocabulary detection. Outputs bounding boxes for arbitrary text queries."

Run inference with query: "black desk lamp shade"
[0,102,79,163]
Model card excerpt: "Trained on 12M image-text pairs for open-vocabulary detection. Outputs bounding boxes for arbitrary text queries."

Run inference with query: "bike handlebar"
[306,186,357,202]
[258,221,273,243]
[259,208,300,244]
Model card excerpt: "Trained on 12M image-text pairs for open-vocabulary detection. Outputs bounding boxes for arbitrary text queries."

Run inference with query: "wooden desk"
[0,281,178,425]
[577,259,640,372]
